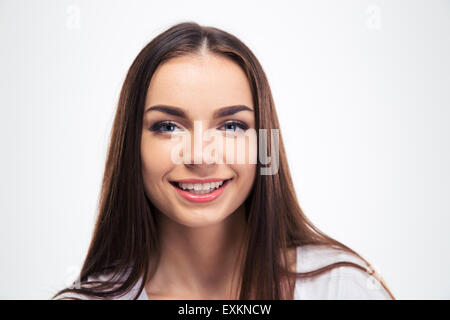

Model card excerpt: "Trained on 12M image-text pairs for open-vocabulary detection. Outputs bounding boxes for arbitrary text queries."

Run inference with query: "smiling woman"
[52,21,395,300]
[140,52,256,235]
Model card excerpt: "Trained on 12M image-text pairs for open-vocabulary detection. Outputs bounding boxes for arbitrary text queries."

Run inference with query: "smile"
[169,178,233,203]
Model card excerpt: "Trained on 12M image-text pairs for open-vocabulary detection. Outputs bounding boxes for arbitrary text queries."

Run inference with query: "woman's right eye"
[149,121,182,133]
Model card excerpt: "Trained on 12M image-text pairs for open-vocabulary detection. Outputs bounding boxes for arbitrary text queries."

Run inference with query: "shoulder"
[293,244,393,300]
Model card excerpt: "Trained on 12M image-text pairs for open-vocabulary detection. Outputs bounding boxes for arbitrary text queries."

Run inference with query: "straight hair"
[53,21,395,300]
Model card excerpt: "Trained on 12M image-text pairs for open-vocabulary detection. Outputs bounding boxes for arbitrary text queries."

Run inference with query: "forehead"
[145,53,254,112]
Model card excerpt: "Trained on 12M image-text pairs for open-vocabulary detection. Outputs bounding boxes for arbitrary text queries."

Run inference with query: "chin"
[171,208,231,228]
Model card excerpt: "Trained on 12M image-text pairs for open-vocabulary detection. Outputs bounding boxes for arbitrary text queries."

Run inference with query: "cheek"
[228,162,256,209]
[222,132,258,165]
[232,163,257,189]
[141,136,176,185]
[233,134,257,191]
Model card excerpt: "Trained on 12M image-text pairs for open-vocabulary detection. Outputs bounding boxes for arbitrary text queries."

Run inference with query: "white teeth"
[176,180,228,193]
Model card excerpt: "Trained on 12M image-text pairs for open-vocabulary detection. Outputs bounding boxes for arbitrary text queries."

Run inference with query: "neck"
[146,205,247,299]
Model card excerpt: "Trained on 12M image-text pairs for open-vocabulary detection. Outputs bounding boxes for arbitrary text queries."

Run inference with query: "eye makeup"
[220,120,249,132]
[149,121,183,133]
[148,120,250,135]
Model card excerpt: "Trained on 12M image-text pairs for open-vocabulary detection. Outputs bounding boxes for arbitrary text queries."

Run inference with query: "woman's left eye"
[219,121,249,133]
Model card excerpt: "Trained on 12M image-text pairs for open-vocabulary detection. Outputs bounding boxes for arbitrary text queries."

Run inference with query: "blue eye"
[220,121,249,133]
[149,121,181,133]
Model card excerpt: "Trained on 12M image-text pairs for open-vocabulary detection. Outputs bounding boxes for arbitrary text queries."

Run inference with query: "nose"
[184,120,219,169]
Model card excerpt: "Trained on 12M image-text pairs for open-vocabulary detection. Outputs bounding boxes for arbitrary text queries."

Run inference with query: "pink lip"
[171,179,232,203]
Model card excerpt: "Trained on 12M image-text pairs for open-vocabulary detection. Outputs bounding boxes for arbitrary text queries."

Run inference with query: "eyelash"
[149,120,249,134]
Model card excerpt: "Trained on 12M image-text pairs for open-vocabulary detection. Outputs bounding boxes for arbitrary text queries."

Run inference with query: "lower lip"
[171,179,232,203]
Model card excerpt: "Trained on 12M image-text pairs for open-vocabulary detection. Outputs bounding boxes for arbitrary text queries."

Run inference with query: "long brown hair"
[52,21,395,300]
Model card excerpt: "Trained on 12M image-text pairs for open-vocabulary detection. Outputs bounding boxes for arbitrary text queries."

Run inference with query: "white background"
[1,0,449,299]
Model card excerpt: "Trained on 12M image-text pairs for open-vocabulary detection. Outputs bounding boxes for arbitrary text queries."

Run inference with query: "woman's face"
[141,53,257,228]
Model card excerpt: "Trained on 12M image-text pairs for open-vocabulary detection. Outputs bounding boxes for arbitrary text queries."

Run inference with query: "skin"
[140,50,257,299]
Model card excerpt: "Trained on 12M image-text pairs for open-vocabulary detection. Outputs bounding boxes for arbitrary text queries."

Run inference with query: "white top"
[55,244,393,300]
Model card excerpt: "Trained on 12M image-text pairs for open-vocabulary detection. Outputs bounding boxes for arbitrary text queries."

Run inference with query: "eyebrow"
[144,104,254,118]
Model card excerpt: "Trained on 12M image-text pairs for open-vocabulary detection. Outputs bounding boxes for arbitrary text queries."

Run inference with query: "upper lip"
[171,178,232,184]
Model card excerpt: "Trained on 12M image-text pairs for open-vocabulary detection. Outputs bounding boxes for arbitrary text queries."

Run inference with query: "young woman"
[53,22,395,300]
